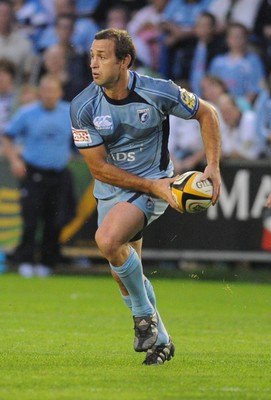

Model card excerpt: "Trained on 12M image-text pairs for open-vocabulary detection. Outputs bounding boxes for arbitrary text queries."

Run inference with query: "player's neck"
[104,87,130,100]
[103,71,130,100]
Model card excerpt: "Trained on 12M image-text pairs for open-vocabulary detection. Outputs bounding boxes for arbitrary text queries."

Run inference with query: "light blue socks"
[120,274,170,346]
[110,246,154,317]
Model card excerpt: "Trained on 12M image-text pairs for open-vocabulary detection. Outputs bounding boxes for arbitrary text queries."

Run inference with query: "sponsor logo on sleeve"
[72,127,92,143]
[179,89,198,113]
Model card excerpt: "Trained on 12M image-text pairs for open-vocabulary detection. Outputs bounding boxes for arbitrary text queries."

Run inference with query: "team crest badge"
[138,108,150,124]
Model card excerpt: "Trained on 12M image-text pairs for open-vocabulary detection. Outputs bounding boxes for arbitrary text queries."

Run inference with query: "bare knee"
[95,227,131,266]
[95,229,116,259]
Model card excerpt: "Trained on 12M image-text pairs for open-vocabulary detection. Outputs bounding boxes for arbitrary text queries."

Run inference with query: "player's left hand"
[149,176,182,212]
[201,165,221,205]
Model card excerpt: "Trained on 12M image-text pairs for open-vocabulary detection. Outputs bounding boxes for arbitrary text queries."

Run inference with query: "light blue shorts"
[97,191,168,240]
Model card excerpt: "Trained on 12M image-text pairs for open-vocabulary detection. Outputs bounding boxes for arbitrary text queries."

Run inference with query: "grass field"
[0,270,271,400]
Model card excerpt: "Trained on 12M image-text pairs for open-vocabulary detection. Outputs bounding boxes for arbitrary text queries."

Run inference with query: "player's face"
[90,39,123,88]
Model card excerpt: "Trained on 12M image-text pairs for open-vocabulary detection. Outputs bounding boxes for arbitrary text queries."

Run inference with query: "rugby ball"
[171,171,213,213]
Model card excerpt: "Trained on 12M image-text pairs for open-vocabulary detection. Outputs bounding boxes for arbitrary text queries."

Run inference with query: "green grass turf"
[0,272,271,400]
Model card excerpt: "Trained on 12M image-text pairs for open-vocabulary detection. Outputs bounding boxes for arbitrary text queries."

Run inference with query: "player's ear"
[122,54,131,68]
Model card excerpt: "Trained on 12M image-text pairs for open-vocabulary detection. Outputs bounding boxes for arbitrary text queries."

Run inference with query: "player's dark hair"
[94,28,136,68]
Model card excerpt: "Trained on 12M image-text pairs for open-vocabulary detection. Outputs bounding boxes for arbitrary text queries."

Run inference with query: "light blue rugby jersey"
[70,71,199,199]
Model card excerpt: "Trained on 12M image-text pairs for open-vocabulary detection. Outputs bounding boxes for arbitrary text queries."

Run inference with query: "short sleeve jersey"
[70,71,199,199]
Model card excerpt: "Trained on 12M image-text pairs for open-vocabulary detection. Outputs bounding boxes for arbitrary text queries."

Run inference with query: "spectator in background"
[53,12,91,82]
[32,13,91,99]
[255,73,271,158]
[17,83,38,107]
[201,73,251,111]
[127,0,170,72]
[3,74,75,278]
[0,58,38,155]
[207,0,262,33]
[0,59,18,155]
[93,0,148,27]
[158,0,212,79]
[75,0,100,16]
[6,83,39,156]
[13,0,50,45]
[105,5,129,29]
[201,74,228,105]
[217,93,262,160]
[208,22,266,106]
[33,44,87,102]
[253,0,271,75]
[36,0,99,55]
[0,0,35,82]
[33,0,55,24]
[168,115,205,174]
[189,11,226,96]
[103,5,153,71]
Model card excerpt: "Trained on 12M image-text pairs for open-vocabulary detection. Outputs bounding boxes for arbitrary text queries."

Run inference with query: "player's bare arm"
[193,99,221,205]
[79,145,180,212]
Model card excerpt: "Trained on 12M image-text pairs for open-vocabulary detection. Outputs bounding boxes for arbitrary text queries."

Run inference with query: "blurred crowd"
[0,0,271,166]
[0,0,271,275]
